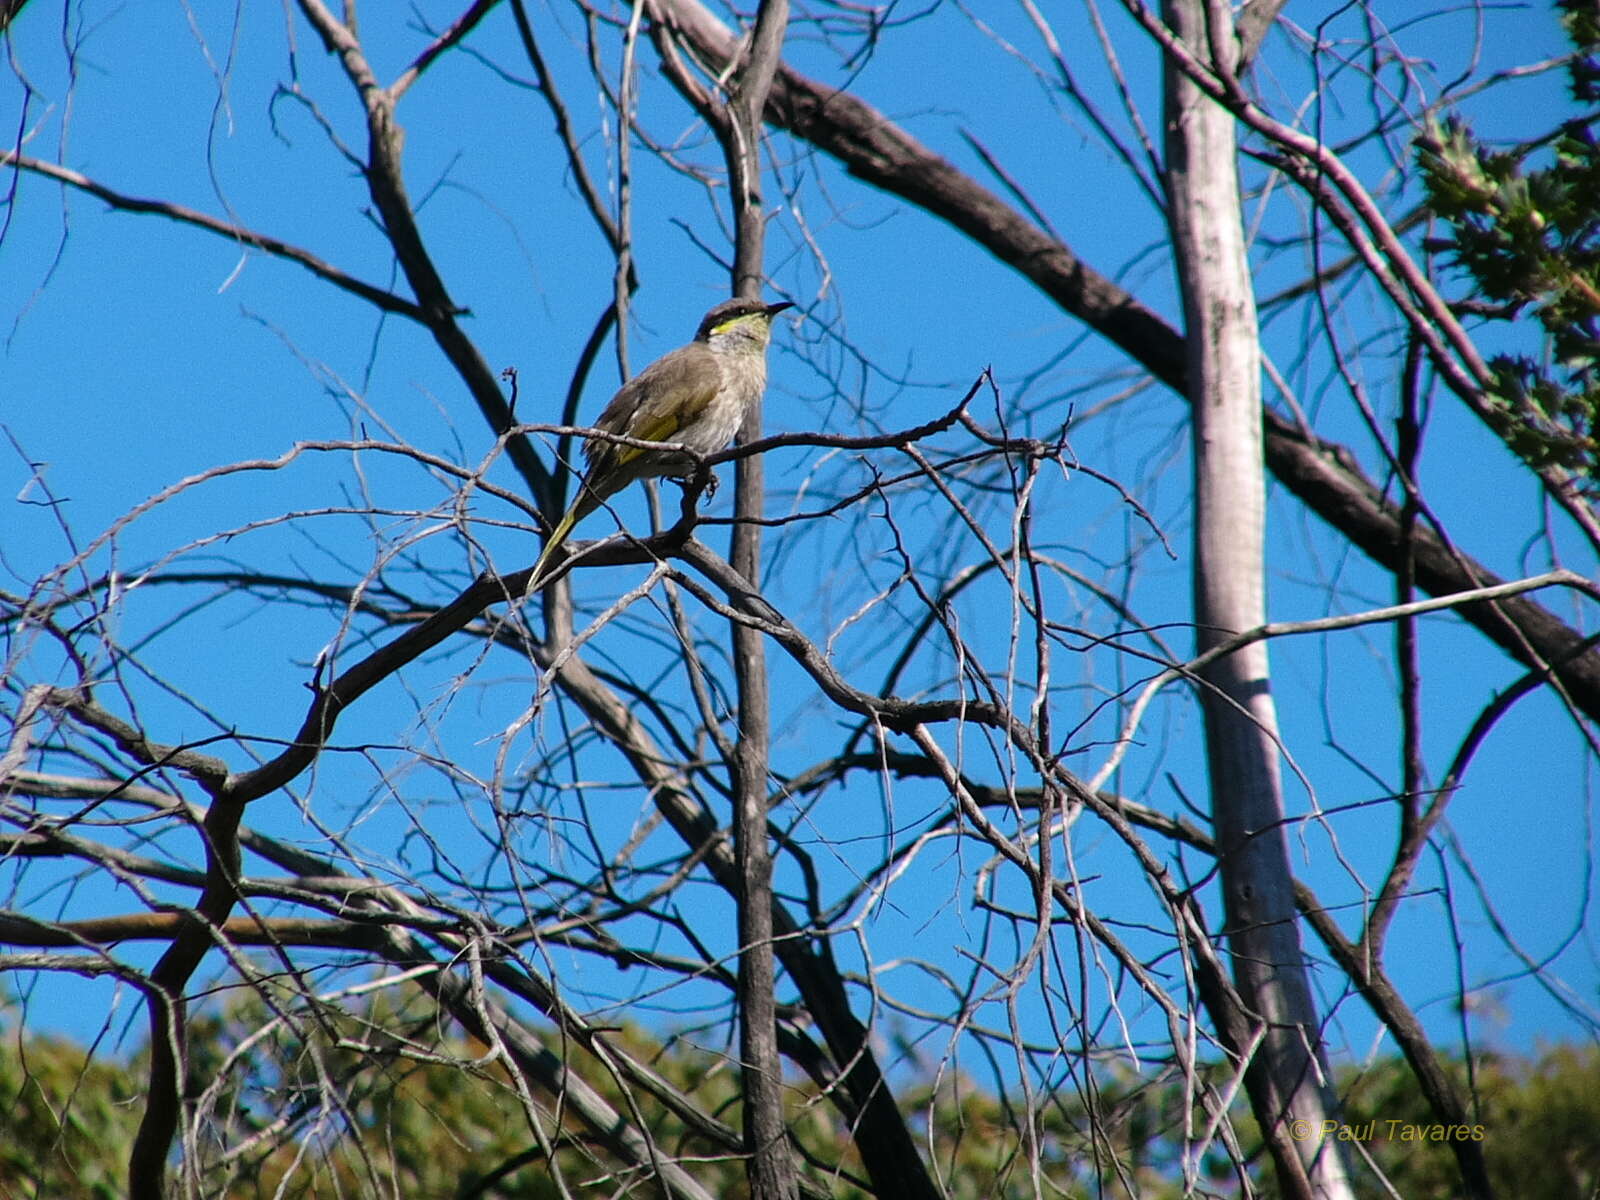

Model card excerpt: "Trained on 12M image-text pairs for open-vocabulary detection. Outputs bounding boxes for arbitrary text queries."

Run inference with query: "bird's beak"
[765,301,795,318]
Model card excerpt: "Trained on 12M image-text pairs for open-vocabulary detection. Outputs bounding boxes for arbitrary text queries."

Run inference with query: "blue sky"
[3,0,1598,1098]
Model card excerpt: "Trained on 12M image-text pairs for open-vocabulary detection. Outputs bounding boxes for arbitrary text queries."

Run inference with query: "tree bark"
[647,0,1600,727]
[725,4,800,1197]
[1162,2,1355,1196]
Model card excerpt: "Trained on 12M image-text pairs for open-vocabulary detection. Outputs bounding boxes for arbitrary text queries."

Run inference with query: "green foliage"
[1417,0,1600,484]
[172,983,646,1199]
[894,1064,1210,1200]
[6,979,1600,1197]
[1480,1043,1600,1199]
[1332,1045,1600,1200]
[0,997,143,1199]
[0,977,1219,1199]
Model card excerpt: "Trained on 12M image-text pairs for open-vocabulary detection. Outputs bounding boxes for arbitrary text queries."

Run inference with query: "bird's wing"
[584,345,722,475]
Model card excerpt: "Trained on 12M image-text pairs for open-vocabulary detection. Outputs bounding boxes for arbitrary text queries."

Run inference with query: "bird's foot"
[672,466,716,504]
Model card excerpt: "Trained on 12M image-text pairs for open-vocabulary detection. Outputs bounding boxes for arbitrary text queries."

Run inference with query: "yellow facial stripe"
[710,311,769,336]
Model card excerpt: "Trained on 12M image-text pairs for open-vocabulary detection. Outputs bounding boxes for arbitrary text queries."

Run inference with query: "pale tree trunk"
[1161,2,1356,1197]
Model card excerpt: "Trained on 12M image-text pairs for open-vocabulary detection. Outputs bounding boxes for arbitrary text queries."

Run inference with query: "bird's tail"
[525,503,581,595]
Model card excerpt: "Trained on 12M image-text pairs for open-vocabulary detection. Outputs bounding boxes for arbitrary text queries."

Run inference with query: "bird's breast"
[677,356,765,455]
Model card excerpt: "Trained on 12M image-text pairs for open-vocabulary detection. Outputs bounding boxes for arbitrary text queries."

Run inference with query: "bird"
[526,296,793,593]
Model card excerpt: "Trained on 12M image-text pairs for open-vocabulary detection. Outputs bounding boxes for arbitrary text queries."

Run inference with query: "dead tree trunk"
[1161,2,1356,1196]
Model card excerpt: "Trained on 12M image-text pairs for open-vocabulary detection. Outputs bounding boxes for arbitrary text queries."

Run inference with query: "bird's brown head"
[695,298,794,346]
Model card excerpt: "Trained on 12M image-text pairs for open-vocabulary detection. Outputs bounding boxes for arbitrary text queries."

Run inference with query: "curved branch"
[389,0,501,102]
[0,151,424,319]
[644,0,1600,728]
[295,0,553,505]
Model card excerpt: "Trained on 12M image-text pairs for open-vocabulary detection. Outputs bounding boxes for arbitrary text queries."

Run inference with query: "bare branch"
[389,0,501,102]
[0,150,424,319]
[646,0,1600,722]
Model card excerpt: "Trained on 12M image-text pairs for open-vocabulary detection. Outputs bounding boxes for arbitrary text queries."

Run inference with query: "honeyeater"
[527,297,792,592]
